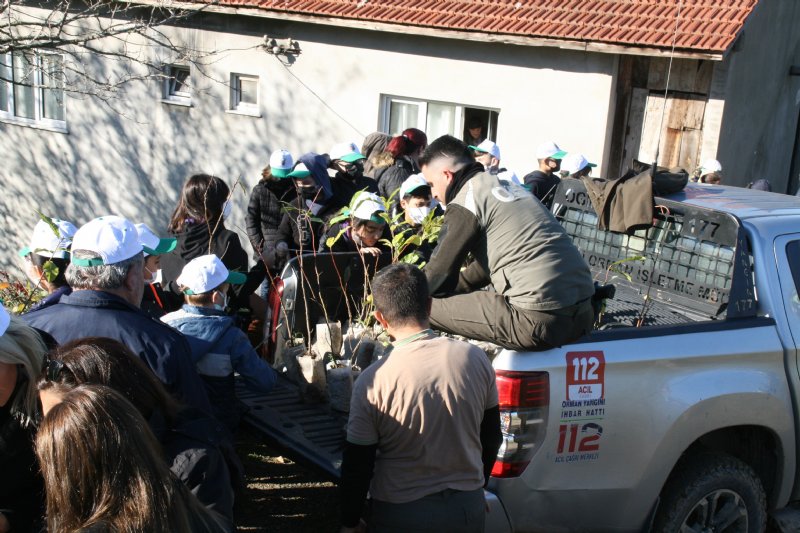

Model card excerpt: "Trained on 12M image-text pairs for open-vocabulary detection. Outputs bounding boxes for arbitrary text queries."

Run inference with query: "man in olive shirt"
[420,135,595,351]
[339,264,501,532]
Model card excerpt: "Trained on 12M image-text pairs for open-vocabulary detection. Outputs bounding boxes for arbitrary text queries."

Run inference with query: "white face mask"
[214,291,228,312]
[408,205,432,225]
[222,201,233,220]
[143,266,160,285]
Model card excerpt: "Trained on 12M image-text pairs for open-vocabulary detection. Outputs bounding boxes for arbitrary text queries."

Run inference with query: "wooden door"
[638,92,706,171]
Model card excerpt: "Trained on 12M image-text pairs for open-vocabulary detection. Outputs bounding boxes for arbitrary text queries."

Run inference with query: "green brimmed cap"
[288,162,311,179]
[135,223,177,257]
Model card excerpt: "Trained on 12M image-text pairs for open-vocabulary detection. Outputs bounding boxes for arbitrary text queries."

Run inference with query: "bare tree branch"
[0,0,236,104]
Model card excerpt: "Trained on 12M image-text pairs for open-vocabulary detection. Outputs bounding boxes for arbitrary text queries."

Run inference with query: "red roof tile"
[198,0,758,54]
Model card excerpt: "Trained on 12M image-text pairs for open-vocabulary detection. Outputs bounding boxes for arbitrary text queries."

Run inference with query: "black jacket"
[329,172,379,213]
[161,223,253,312]
[0,380,44,533]
[245,179,295,257]
[321,224,392,322]
[23,290,212,413]
[375,156,417,202]
[394,221,437,265]
[140,282,168,319]
[523,170,560,209]
[276,199,330,254]
[150,407,236,532]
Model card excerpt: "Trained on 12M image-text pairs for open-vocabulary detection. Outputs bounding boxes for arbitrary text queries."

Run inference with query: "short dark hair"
[29,254,69,288]
[402,185,432,201]
[371,263,429,326]
[419,135,473,169]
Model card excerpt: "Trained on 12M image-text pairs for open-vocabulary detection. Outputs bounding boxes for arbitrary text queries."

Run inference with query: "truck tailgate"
[236,377,346,479]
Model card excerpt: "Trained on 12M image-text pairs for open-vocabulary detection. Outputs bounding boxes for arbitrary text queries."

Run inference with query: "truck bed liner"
[600,283,701,327]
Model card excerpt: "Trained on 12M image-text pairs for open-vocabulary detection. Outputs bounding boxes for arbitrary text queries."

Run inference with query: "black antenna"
[652,0,684,178]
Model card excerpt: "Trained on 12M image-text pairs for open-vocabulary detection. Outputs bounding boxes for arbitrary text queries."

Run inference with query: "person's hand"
[339,519,367,533]
[260,246,276,268]
[276,242,289,258]
[359,247,381,257]
[0,512,10,533]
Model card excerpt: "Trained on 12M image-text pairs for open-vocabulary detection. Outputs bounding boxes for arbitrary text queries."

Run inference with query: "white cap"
[498,169,521,186]
[700,159,722,174]
[135,223,177,257]
[471,139,501,160]
[561,153,597,175]
[329,142,365,163]
[535,141,567,160]
[176,254,247,295]
[350,191,386,223]
[19,218,77,259]
[269,149,294,178]
[0,305,9,337]
[399,174,430,199]
[70,216,142,267]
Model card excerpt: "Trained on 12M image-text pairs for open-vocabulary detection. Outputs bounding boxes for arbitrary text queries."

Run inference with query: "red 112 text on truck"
[239,180,800,532]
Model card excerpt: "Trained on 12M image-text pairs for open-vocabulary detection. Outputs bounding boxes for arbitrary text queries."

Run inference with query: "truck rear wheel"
[652,452,766,533]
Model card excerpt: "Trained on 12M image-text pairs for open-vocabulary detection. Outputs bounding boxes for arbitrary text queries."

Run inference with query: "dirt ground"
[234,425,340,532]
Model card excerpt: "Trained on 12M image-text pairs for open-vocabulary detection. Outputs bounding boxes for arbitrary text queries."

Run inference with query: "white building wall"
[0,13,616,272]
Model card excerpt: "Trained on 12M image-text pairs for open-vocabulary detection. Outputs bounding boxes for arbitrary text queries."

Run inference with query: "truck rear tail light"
[492,370,549,478]
[265,278,285,359]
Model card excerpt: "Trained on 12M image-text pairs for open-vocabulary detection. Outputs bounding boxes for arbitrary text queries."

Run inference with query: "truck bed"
[242,178,755,478]
[600,283,701,327]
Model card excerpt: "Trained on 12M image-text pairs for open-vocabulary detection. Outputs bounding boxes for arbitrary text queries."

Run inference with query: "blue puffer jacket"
[162,305,277,431]
[23,290,211,413]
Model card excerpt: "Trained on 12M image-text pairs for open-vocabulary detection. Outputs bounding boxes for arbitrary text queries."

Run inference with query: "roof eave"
[148,0,726,61]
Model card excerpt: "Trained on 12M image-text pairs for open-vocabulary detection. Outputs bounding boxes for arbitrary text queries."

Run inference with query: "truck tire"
[652,452,766,533]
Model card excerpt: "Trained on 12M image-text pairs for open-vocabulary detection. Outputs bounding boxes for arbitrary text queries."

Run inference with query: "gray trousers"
[369,488,485,533]
[430,290,594,352]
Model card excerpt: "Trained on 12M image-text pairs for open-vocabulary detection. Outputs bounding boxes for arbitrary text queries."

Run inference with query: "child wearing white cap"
[161,254,277,433]
[18,217,77,311]
[697,159,723,185]
[469,140,503,174]
[327,142,380,214]
[324,191,390,258]
[393,174,441,264]
[135,223,177,318]
[523,140,567,208]
[246,150,296,269]
[560,153,597,179]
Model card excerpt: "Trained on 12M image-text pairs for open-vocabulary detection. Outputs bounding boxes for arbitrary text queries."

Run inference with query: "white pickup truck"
[240,181,800,532]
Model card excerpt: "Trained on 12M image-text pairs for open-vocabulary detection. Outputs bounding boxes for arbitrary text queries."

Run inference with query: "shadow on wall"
[0,42,358,275]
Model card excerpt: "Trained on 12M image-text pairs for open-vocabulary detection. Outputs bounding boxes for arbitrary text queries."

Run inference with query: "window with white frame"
[0,51,66,130]
[229,73,259,116]
[380,95,499,144]
[163,65,191,105]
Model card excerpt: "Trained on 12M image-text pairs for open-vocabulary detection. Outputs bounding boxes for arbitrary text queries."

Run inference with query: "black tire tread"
[652,451,767,533]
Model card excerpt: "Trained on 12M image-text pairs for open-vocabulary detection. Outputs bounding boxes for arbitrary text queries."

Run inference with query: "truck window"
[784,241,800,320]
[785,241,800,293]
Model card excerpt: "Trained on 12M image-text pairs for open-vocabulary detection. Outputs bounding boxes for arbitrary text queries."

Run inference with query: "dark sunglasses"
[43,357,66,382]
